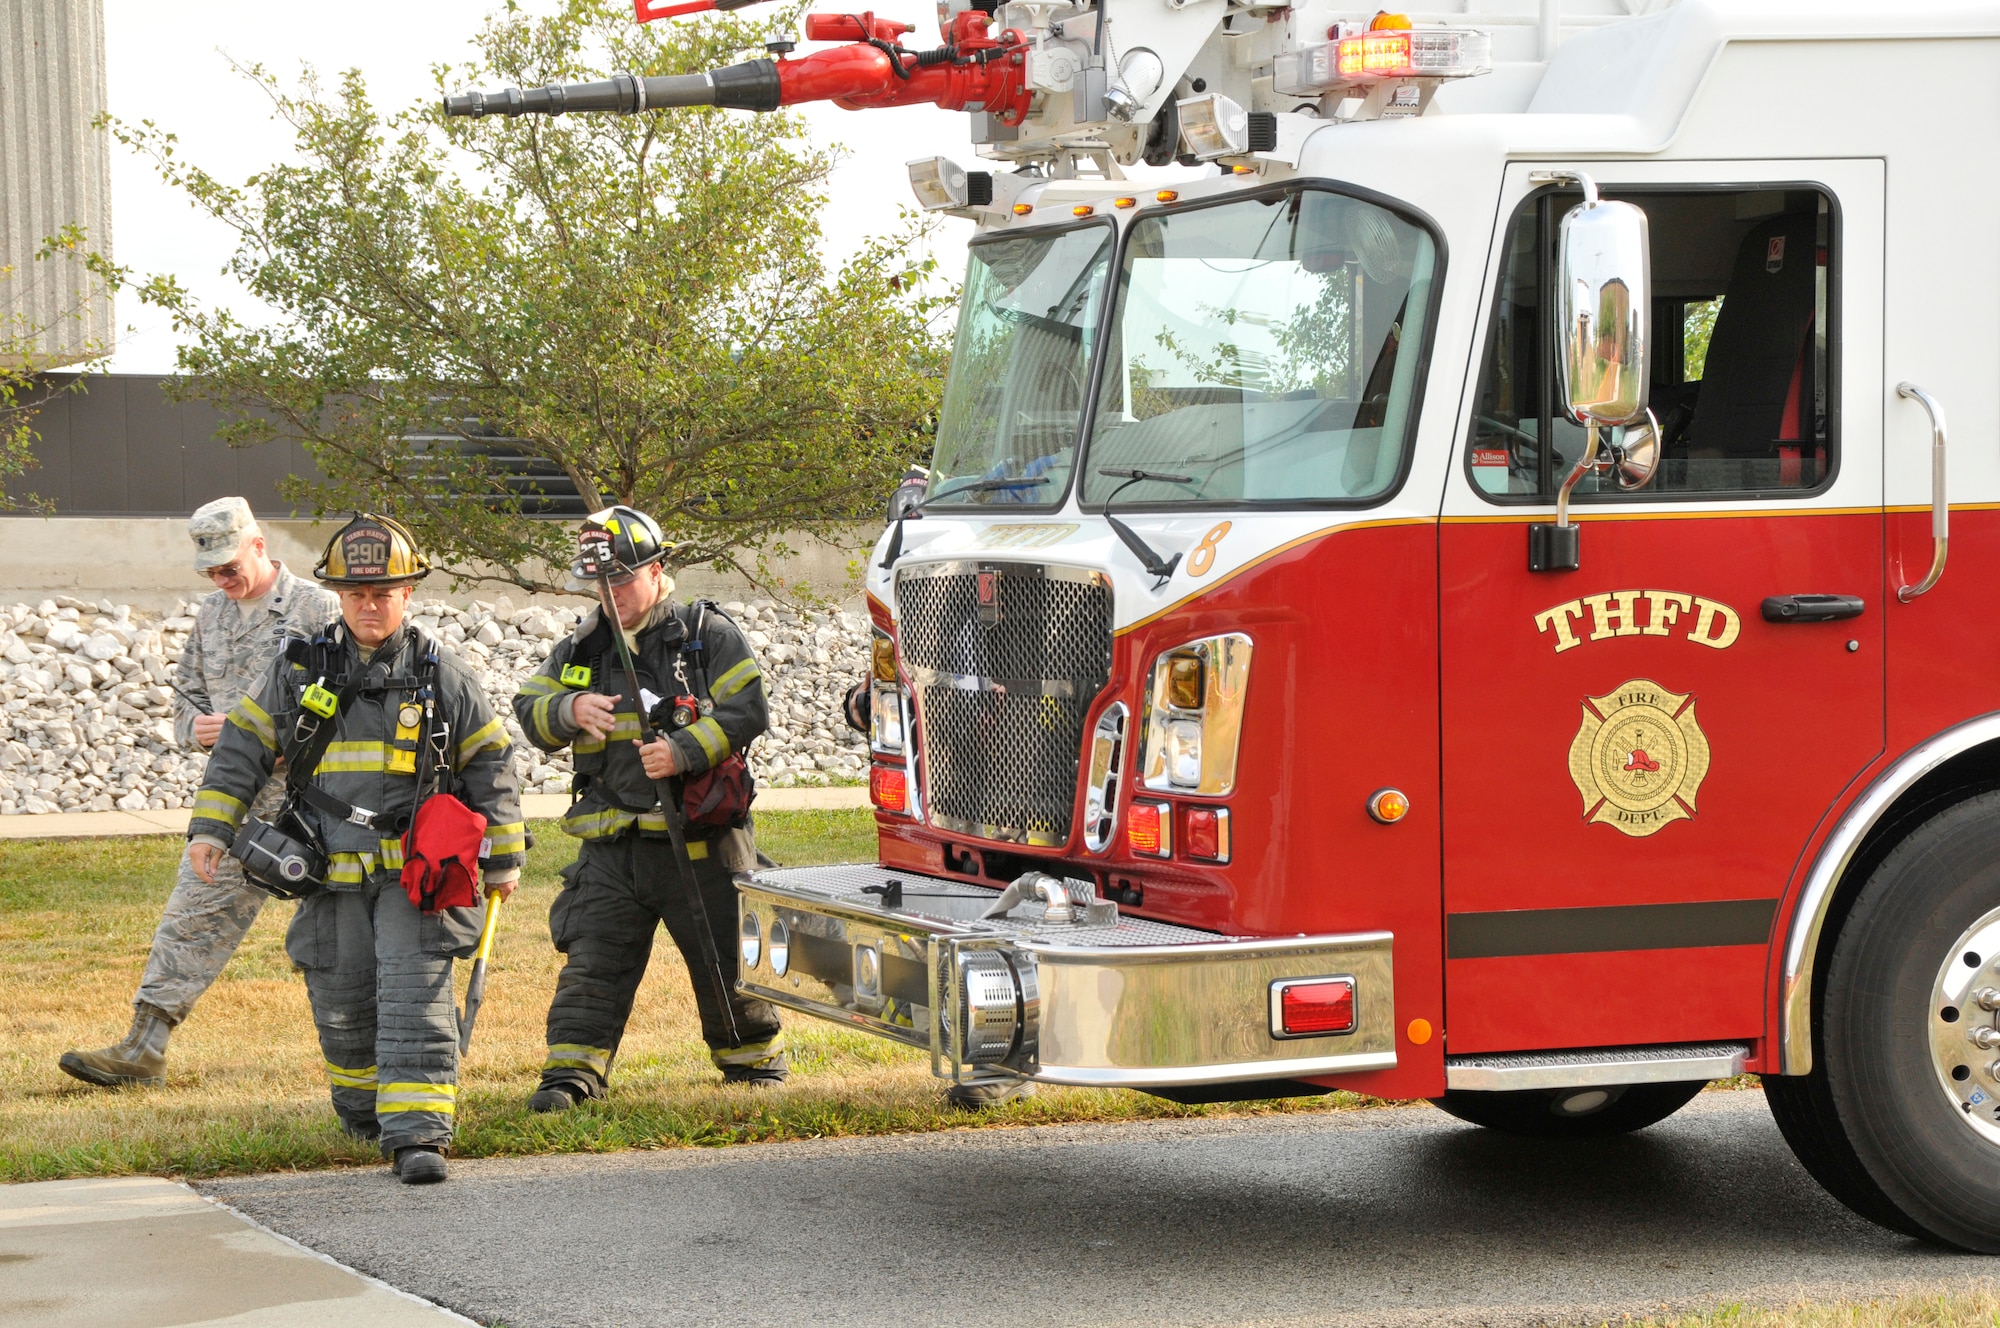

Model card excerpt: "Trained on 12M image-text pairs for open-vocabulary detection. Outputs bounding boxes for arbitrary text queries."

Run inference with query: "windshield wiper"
[1096,467,1190,586]
[878,476,1052,570]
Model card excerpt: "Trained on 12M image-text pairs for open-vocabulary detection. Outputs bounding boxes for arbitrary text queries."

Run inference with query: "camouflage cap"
[189,497,261,571]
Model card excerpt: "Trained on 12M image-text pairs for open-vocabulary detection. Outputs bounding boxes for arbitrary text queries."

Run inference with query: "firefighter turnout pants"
[540,828,784,1096]
[285,877,485,1152]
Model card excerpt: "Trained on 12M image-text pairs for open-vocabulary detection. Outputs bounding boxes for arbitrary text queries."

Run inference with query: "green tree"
[113,0,945,594]
[0,226,115,512]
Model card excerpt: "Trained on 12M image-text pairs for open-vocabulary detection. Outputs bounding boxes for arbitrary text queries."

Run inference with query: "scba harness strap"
[277,628,450,837]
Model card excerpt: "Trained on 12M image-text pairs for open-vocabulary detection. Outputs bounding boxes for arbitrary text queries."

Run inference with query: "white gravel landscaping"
[0,595,871,815]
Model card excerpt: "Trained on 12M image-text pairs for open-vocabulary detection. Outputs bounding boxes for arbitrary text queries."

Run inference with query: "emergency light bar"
[1337,27,1490,80]
[1275,25,1491,98]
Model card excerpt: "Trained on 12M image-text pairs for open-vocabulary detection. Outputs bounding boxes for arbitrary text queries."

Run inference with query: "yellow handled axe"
[458,891,503,1054]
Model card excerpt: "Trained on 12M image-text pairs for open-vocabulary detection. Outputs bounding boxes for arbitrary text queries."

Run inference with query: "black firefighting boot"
[529,1083,583,1113]
[720,1064,789,1088]
[945,1072,1036,1111]
[393,1147,448,1185]
[58,1004,176,1088]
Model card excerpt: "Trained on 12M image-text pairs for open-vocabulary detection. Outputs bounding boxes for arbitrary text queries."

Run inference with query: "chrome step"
[1444,1041,1750,1092]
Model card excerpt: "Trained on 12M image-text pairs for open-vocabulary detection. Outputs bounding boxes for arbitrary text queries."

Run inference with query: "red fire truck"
[450,0,2000,1250]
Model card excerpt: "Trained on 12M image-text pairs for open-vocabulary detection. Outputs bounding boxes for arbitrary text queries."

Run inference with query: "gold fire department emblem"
[1567,679,1711,838]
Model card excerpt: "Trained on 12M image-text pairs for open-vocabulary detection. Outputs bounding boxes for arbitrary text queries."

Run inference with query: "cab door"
[1437,161,1885,1053]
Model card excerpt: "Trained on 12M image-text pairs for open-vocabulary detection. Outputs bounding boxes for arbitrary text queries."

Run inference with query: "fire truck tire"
[1778,790,2000,1252]
[1428,1080,1704,1138]
[1762,1075,1924,1239]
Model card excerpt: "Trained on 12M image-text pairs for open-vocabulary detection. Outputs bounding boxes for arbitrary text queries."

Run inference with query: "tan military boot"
[58,1005,175,1087]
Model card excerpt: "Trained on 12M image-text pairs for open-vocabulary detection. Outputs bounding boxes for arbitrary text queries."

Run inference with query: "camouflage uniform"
[514,597,783,1098]
[137,564,338,1022]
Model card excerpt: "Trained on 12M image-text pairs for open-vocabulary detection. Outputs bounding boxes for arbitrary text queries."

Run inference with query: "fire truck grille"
[896,561,1113,846]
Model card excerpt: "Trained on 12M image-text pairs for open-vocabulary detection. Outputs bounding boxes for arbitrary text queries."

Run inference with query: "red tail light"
[1183,806,1230,862]
[1271,977,1356,1037]
[869,765,908,814]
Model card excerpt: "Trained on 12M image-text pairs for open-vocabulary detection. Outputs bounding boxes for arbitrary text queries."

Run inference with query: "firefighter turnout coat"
[513,598,784,1089]
[188,622,526,1148]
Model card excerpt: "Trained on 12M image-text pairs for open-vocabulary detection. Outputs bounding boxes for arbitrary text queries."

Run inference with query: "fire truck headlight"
[1141,633,1253,796]
[1165,718,1203,788]
[870,683,904,752]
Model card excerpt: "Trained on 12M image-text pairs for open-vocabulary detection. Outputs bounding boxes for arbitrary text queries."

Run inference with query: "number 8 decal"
[1188,521,1232,577]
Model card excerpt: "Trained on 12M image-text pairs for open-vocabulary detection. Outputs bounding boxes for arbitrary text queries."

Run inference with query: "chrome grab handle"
[1897,381,1948,602]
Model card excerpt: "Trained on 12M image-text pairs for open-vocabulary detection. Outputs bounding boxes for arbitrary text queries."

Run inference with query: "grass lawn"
[1611,1291,2000,1326]
[0,809,1380,1181]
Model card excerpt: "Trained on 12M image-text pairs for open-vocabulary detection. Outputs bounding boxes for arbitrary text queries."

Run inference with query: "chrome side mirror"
[1557,189,1651,425]
[1527,170,1653,573]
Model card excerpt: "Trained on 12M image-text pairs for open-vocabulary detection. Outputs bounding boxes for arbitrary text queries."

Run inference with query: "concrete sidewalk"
[0,1176,468,1327]
[0,786,870,840]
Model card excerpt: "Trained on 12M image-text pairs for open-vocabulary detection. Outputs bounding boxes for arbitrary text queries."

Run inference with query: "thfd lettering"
[1535,592,1738,653]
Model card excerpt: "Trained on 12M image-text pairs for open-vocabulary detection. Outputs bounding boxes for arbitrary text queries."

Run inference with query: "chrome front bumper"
[736,865,1396,1089]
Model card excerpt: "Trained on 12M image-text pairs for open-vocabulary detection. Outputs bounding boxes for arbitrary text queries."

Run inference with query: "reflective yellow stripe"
[710,658,760,700]
[327,854,370,885]
[518,675,565,697]
[228,696,278,751]
[325,1061,378,1089]
[559,806,679,842]
[684,716,728,766]
[316,740,388,773]
[543,1044,612,1076]
[457,717,508,763]
[376,1081,456,1114]
[530,692,565,747]
[377,839,406,869]
[483,821,527,856]
[573,714,644,756]
[191,788,248,828]
[712,1034,785,1068]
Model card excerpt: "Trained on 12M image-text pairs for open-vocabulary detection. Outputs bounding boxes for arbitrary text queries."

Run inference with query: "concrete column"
[0,0,114,369]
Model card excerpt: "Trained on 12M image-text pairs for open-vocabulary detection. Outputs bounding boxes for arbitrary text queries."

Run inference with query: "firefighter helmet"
[571,506,673,582]
[315,513,431,586]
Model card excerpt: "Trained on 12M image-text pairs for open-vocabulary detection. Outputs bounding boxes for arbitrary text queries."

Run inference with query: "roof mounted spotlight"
[1176,93,1250,162]
[907,156,994,212]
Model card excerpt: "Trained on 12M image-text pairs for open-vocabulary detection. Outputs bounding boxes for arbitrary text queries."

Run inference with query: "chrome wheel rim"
[1929,903,2000,1147]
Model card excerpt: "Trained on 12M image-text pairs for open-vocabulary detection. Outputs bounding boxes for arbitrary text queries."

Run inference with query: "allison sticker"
[1567,679,1711,838]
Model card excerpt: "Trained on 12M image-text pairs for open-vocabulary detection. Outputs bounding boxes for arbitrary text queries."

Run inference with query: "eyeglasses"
[205,562,247,582]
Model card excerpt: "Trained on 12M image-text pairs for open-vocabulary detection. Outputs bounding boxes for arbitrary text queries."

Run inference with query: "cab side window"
[1467,187,1832,500]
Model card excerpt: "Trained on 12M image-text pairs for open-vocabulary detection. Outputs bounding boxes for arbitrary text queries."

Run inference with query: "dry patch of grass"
[0,812,1385,1180]
[1607,1288,2000,1326]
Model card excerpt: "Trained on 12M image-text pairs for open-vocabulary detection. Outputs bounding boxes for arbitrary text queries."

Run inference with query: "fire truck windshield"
[1081,186,1438,510]
[928,221,1115,509]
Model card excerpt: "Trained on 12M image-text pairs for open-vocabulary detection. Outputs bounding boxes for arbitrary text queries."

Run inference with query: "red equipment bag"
[682,752,753,827]
[402,793,487,914]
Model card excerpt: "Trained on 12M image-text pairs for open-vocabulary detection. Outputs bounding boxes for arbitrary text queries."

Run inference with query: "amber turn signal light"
[1165,654,1204,710]
[1367,788,1410,824]
[871,636,898,682]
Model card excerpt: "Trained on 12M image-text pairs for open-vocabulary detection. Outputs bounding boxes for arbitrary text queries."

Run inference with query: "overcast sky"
[99,0,986,374]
